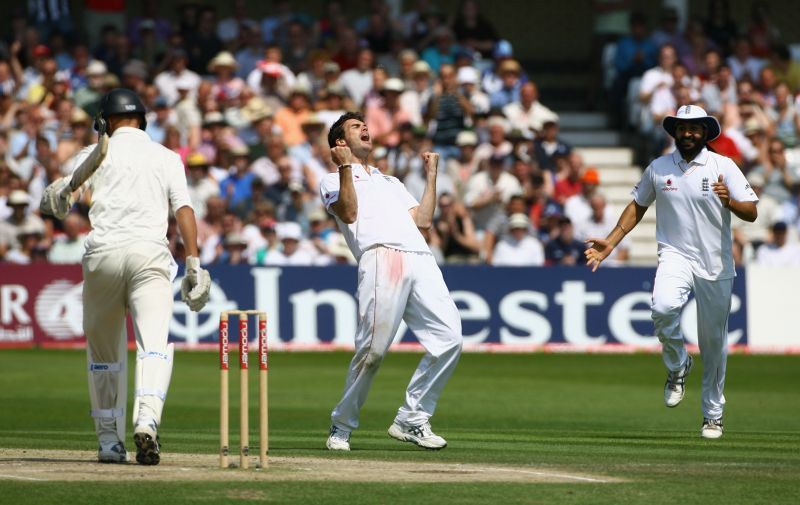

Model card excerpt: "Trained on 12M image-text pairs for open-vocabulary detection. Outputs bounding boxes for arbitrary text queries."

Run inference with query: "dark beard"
[676,138,705,161]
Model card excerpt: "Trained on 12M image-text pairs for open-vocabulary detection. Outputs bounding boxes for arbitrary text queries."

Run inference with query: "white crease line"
[470,466,612,483]
[0,473,46,481]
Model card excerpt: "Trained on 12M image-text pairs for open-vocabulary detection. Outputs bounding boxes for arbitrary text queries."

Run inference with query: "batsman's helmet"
[95,88,147,131]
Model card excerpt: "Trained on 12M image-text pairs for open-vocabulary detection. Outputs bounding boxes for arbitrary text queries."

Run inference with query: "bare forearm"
[175,206,199,257]
[607,200,647,247]
[332,166,358,223]
[728,199,757,222]
[414,174,437,229]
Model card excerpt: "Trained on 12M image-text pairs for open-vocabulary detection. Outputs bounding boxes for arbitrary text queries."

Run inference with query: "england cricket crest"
[701,177,709,192]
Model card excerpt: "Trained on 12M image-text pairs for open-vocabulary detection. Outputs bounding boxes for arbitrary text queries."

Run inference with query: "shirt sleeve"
[166,152,193,213]
[632,164,656,207]
[393,177,419,210]
[319,173,340,210]
[723,159,759,203]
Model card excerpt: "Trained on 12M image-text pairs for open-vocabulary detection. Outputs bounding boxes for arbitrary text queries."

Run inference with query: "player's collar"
[672,147,709,167]
[112,126,149,138]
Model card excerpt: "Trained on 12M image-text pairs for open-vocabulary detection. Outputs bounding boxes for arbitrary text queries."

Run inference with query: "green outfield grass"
[0,349,798,504]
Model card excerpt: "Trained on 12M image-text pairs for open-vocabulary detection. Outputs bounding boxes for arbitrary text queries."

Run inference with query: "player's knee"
[651,299,681,321]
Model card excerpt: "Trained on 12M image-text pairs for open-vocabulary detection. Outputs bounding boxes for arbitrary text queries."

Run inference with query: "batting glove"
[181,256,211,312]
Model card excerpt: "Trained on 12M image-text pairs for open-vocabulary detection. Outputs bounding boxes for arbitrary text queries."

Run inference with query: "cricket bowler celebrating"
[584,105,757,439]
[320,112,462,451]
[41,88,211,464]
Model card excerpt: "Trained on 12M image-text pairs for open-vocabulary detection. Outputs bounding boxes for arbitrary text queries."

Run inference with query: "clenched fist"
[331,146,356,167]
[421,152,439,175]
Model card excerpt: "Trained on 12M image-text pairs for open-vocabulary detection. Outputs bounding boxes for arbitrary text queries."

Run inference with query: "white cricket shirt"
[632,148,758,280]
[74,127,193,254]
[320,163,429,260]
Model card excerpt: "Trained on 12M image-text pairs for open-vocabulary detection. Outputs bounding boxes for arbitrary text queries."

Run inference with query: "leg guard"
[132,343,174,428]
[87,334,128,445]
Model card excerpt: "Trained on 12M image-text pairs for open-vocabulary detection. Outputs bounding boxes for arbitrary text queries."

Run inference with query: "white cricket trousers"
[331,246,463,431]
[82,241,175,443]
[651,254,733,420]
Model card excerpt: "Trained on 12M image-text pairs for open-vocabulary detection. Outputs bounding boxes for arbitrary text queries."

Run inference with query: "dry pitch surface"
[0,448,618,484]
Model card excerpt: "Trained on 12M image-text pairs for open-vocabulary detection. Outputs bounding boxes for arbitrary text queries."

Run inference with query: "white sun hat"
[662,105,721,141]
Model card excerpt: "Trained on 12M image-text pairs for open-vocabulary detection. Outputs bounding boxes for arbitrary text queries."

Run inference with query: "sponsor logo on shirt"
[661,177,678,192]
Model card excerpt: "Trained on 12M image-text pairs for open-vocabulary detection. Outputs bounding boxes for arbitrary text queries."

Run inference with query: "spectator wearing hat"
[238,97,275,150]
[365,78,412,150]
[48,213,87,264]
[246,56,295,111]
[219,231,250,265]
[481,39,523,96]
[71,59,108,115]
[154,48,201,106]
[208,51,246,102]
[457,66,489,117]
[399,60,433,127]
[756,221,800,267]
[265,221,314,266]
[544,216,585,266]
[428,64,472,162]
[492,213,544,267]
[464,154,522,231]
[446,130,481,200]
[504,81,559,136]
[0,189,45,255]
[564,167,613,226]
[185,152,220,220]
[489,59,523,109]
[483,194,526,264]
[4,220,46,264]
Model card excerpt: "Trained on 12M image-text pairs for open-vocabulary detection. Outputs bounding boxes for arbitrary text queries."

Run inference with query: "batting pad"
[87,334,128,444]
[132,343,174,427]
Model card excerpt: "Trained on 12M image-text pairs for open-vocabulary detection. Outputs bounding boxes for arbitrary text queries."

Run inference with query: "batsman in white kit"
[40,89,211,464]
[320,112,462,451]
[585,106,757,438]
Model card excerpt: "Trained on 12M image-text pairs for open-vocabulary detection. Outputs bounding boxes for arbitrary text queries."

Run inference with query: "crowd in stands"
[0,1,798,268]
[608,1,800,266]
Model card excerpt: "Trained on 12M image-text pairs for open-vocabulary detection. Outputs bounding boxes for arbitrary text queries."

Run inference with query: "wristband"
[338,164,352,170]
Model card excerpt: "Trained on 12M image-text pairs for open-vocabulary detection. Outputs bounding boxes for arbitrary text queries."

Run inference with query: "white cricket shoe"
[664,355,693,407]
[388,422,447,450]
[326,425,351,451]
[133,421,161,465]
[98,441,128,463]
[701,418,724,439]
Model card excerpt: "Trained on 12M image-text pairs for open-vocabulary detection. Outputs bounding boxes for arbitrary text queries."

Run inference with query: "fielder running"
[320,112,462,451]
[584,105,757,438]
[40,88,211,464]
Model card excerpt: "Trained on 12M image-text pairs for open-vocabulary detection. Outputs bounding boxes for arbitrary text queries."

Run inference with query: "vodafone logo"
[34,280,84,340]
[662,177,678,192]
